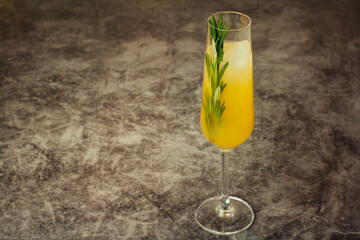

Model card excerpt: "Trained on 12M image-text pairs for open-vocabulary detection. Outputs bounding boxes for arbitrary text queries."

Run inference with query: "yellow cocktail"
[196,12,255,235]
[200,40,254,150]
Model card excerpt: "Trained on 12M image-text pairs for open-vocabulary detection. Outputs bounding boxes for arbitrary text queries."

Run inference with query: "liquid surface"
[200,40,254,150]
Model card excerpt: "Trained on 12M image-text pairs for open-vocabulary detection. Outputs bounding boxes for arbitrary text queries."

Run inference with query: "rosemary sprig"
[203,14,229,134]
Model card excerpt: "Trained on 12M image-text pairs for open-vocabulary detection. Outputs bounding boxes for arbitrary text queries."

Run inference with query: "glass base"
[195,196,254,236]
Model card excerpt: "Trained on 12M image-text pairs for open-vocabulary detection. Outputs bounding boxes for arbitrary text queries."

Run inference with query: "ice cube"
[223,40,251,61]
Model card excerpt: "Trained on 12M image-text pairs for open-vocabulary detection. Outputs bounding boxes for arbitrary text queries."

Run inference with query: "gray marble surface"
[0,0,359,239]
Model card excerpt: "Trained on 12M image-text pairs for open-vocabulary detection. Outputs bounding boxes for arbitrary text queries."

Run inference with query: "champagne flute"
[195,11,254,235]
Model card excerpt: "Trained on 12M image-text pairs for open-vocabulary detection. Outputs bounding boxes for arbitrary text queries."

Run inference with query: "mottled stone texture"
[0,0,359,239]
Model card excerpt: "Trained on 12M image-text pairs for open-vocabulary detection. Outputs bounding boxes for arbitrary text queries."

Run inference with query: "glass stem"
[220,150,230,209]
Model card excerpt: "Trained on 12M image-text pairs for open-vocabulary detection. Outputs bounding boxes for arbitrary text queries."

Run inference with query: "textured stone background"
[0,0,359,239]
